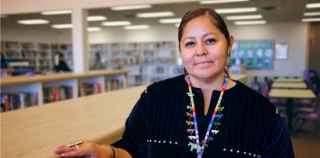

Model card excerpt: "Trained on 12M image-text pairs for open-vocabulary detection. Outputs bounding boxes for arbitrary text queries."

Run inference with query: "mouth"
[194,61,214,66]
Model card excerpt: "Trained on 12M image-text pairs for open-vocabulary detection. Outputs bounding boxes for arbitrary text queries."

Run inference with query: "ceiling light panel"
[88,27,102,32]
[52,24,72,29]
[215,7,257,14]
[306,3,320,9]
[125,25,150,30]
[200,0,249,4]
[18,19,49,25]
[302,18,320,22]
[102,21,131,26]
[87,16,107,21]
[41,10,72,15]
[137,11,174,18]
[159,18,181,24]
[304,12,320,16]
[111,4,152,11]
[226,15,262,20]
[234,20,266,25]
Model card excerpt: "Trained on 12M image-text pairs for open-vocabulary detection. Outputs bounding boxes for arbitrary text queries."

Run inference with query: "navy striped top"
[114,75,294,158]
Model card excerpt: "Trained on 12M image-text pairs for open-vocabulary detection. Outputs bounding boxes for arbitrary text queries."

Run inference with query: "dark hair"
[178,8,231,48]
[55,51,64,61]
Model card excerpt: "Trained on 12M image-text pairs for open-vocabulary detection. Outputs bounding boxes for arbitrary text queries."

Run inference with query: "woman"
[54,52,72,72]
[54,8,294,158]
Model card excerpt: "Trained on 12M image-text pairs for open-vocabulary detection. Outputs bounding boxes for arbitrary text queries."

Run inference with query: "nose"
[195,43,208,56]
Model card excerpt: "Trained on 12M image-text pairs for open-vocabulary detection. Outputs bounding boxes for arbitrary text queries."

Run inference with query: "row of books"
[0,92,38,112]
[1,78,125,112]
[43,86,73,103]
[79,83,102,96]
[106,78,124,91]
[79,79,123,96]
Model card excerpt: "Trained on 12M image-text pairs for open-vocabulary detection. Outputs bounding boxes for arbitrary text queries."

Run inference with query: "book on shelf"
[43,86,73,103]
[0,92,38,112]
[79,83,102,96]
[105,78,124,91]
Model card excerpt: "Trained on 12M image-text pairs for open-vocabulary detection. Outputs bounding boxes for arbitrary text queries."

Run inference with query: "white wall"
[2,28,71,43]
[230,22,308,77]
[2,22,308,76]
[88,25,178,43]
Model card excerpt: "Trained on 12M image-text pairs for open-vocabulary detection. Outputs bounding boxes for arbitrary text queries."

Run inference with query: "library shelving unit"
[0,70,127,112]
[89,41,179,86]
[1,41,73,73]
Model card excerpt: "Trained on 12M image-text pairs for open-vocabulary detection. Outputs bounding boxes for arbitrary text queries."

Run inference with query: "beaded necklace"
[185,75,228,158]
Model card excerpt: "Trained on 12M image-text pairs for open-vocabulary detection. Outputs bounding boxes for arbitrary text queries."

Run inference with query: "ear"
[227,35,234,57]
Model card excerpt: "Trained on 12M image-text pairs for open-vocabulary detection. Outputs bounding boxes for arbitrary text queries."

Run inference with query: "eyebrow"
[182,32,218,41]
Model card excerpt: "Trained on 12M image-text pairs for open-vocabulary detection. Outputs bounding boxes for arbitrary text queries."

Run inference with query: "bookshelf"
[89,41,182,86]
[0,70,127,112]
[2,40,182,86]
[1,41,73,73]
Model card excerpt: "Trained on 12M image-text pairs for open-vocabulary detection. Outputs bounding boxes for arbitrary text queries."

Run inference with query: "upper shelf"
[0,70,127,87]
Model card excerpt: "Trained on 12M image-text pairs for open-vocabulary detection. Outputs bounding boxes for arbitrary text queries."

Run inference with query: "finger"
[54,145,75,155]
[59,148,86,158]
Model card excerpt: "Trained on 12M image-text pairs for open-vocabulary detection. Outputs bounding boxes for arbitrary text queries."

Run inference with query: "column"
[72,8,89,73]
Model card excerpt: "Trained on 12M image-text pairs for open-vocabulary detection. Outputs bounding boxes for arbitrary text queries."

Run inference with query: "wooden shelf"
[1,70,128,110]
[0,70,127,86]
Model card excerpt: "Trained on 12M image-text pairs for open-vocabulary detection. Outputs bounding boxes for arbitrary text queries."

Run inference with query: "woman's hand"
[54,140,113,158]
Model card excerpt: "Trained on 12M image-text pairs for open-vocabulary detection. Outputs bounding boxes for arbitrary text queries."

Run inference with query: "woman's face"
[180,15,231,80]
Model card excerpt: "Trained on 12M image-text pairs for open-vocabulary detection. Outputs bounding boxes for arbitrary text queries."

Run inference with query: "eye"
[205,38,216,45]
[185,41,195,48]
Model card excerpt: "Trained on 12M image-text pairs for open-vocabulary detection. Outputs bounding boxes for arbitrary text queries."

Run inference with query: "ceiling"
[1,0,320,31]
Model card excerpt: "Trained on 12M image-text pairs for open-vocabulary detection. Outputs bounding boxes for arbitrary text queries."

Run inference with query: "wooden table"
[274,78,304,82]
[272,82,307,89]
[269,89,316,99]
[1,85,146,158]
[269,88,316,132]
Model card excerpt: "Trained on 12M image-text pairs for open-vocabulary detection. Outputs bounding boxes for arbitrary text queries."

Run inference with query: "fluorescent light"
[226,15,262,20]
[125,25,150,30]
[18,19,49,25]
[137,11,174,18]
[87,16,107,21]
[159,18,181,24]
[306,3,320,9]
[102,21,131,26]
[215,7,257,14]
[111,4,152,11]
[302,18,320,22]
[304,12,320,16]
[200,0,249,4]
[41,10,72,15]
[52,24,72,29]
[88,27,102,32]
[234,20,266,25]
